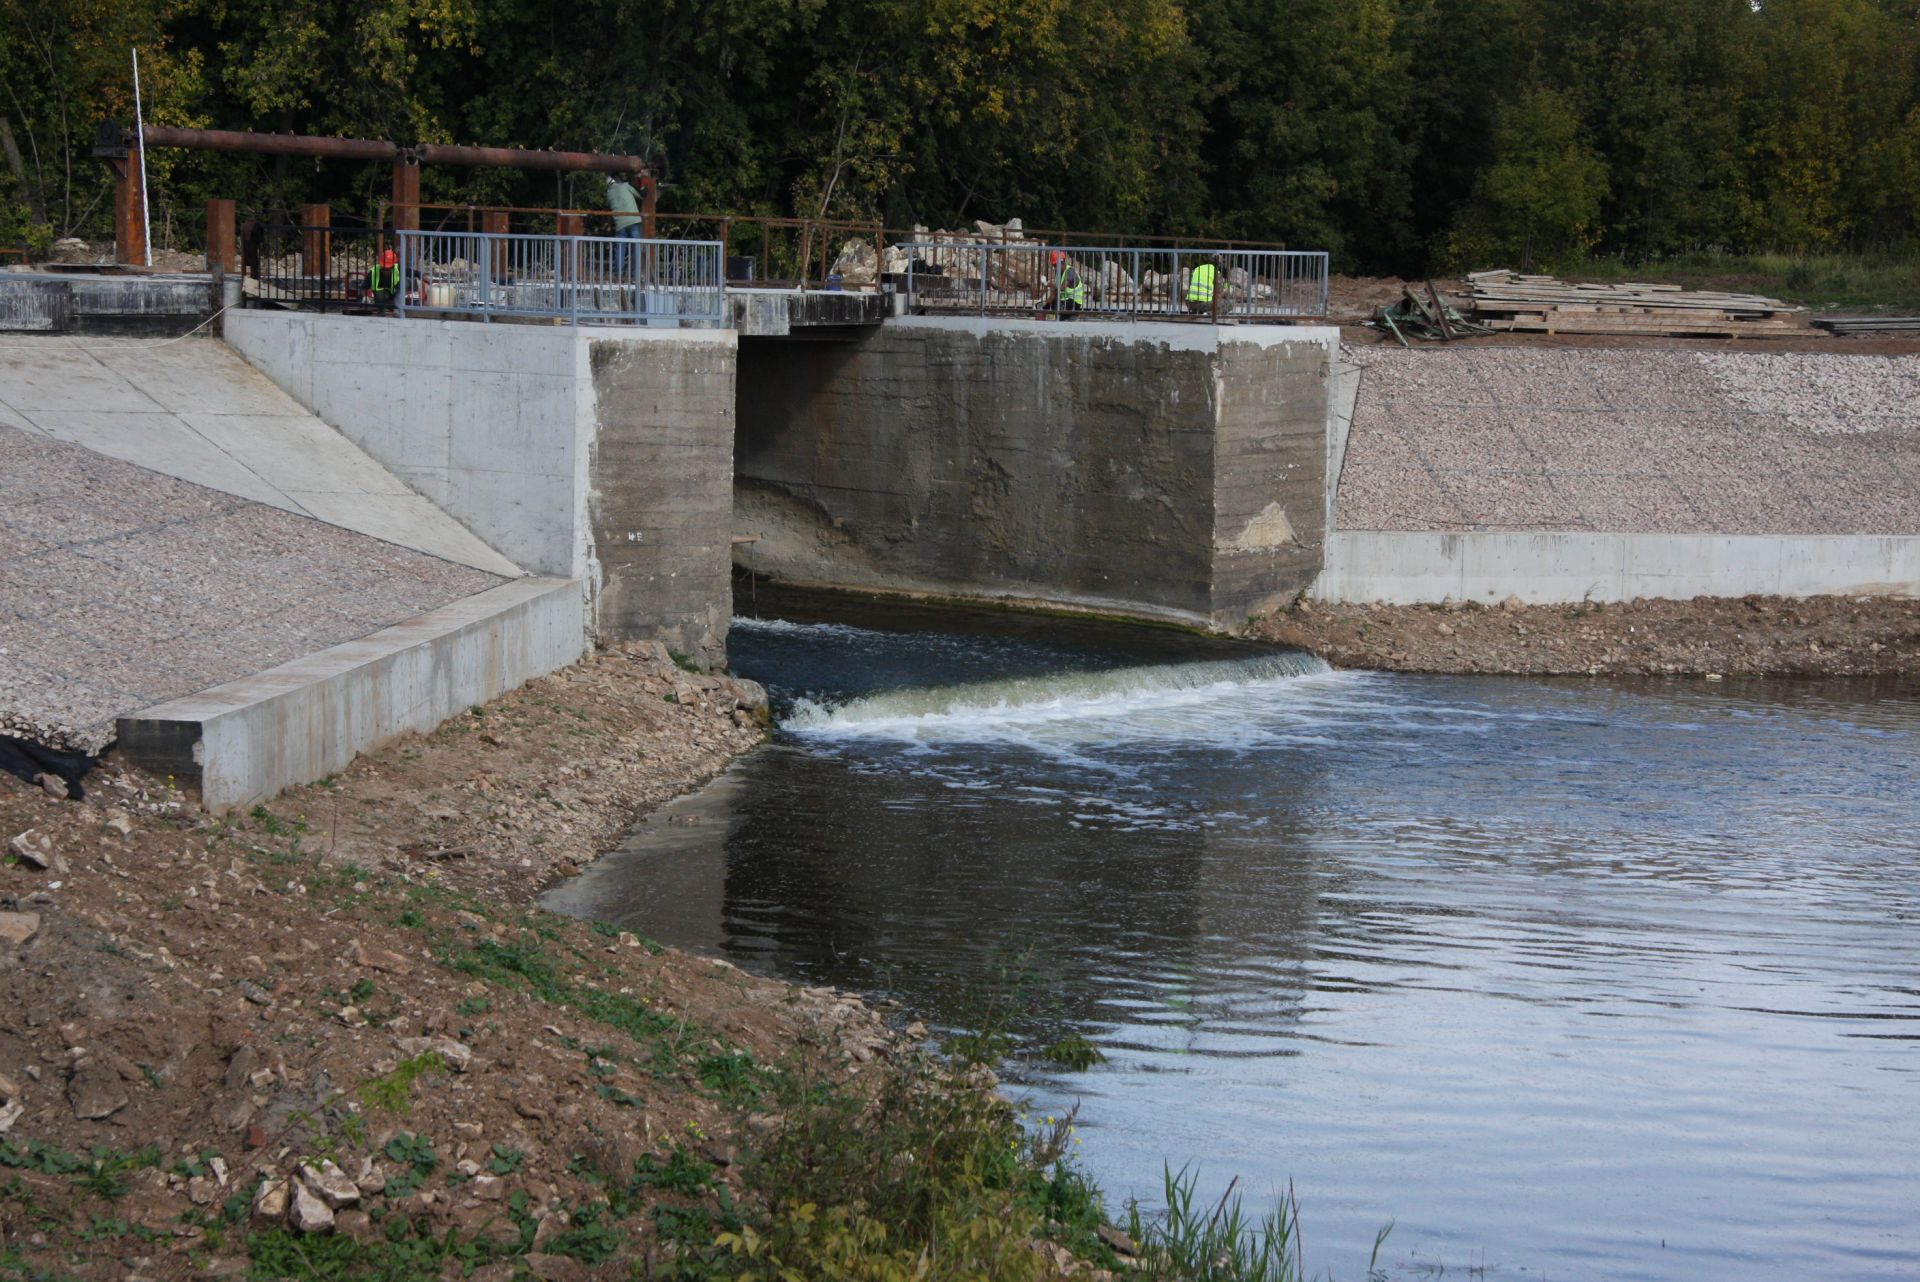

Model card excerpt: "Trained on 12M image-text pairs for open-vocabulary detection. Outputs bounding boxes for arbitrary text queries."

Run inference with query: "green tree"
[1187,0,1416,268]
[1538,0,1752,257]
[1446,86,1608,269]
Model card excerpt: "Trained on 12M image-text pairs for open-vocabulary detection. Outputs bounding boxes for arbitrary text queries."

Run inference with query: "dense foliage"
[2,0,1916,271]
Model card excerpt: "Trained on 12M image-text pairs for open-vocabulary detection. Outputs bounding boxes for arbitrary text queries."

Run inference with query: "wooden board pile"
[1810,315,1920,336]
[1465,268,1803,337]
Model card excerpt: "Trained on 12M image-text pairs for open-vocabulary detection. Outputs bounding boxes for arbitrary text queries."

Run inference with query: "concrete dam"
[5,283,1918,810]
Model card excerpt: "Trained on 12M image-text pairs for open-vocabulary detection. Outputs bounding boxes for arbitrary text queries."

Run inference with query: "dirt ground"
[1256,594,1920,678]
[0,643,961,1281]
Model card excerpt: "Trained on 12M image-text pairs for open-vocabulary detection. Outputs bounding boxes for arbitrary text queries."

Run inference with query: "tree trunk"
[0,114,42,226]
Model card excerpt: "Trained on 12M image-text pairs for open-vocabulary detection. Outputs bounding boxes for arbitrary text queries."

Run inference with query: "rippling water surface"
[544,598,1920,1281]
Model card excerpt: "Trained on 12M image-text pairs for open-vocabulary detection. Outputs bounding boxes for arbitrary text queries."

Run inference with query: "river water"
[544,598,1920,1281]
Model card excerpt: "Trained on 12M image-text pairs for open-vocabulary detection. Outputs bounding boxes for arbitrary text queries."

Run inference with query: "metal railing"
[899,242,1329,321]
[395,229,725,327]
[242,224,392,311]
[396,202,881,287]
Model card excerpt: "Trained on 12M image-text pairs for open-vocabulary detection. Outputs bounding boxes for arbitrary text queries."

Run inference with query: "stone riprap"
[1336,347,1920,534]
[0,426,500,753]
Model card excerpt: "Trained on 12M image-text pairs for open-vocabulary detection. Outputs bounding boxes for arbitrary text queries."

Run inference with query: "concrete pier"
[735,317,1339,631]
[227,311,739,663]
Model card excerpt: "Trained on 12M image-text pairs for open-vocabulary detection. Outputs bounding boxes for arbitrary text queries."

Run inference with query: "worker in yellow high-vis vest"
[1185,257,1217,315]
[1048,249,1085,319]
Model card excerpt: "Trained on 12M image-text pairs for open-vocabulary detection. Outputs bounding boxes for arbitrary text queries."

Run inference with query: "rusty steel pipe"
[140,126,396,161]
[413,142,642,175]
[137,126,646,175]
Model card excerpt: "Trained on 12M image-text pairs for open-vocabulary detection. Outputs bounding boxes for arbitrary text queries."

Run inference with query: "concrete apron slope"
[0,335,521,577]
[117,576,584,811]
[1316,345,1920,604]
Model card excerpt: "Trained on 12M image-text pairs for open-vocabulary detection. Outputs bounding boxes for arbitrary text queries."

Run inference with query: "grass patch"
[0,1142,162,1201]
[356,1051,446,1114]
[1573,248,1920,312]
[245,1220,508,1282]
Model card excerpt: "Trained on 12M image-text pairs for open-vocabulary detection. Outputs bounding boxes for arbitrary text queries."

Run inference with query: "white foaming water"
[785,652,1341,747]
[731,616,893,642]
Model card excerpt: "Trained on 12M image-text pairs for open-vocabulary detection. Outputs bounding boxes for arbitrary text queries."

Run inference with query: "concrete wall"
[118,577,584,810]
[1316,531,1920,604]
[227,311,738,662]
[1316,345,1920,603]
[0,272,220,336]
[585,336,737,659]
[734,317,1336,631]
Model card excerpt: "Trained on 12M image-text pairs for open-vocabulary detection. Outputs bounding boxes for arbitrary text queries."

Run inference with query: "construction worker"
[1048,249,1085,319]
[1185,256,1217,315]
[369,247,402,311]
[607,173,643,274]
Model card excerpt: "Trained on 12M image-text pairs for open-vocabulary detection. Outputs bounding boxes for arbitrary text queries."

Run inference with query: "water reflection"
[544,599,1920,1282]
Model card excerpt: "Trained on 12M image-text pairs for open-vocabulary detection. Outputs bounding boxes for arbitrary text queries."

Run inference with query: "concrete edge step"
[117,577,584,811]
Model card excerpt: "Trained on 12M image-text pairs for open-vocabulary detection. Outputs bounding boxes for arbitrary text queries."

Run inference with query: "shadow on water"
[544,588,1920,1282]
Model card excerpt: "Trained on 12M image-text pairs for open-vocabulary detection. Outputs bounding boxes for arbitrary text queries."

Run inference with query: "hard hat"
[1049,250,1065,264]
[381,249,397,267]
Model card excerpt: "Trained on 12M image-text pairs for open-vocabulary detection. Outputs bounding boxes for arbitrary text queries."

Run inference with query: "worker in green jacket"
[606,173,643,274]
[1186,257,1217,315]
[1048,249,1085,319]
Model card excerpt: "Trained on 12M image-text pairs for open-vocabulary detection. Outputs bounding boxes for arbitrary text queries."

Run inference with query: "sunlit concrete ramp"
[0,336,520,577]
[0,416,583,811]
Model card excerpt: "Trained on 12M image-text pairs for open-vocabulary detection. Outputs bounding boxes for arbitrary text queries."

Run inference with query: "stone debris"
[0,912,40,947]
[350,939,414,975]
[297,1159,361,1209]
[397,1035,472,1073]
[287,1177,335,1233]
[7,830,52,868]
[66,1064,128,1120]
[251,1178,290,1225]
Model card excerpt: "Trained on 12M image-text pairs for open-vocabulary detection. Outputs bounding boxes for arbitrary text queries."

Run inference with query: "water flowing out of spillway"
[543,600,1920,1282]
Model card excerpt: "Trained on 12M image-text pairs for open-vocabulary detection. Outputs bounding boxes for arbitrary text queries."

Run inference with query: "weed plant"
[664,1068,1100,1280]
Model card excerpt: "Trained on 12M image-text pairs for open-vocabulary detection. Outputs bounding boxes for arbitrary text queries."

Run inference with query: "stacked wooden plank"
[1810,315,1920,336]
[1465,268,1803,337]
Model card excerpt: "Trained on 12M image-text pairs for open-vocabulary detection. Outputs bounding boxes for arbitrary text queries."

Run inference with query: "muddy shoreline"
[0,643,1016,1281]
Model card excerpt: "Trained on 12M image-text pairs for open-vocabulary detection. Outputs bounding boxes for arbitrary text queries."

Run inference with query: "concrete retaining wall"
[1317,345,1920,603]
[734,317,1335,631]
[226,311,738,662]
[1316,531,1920,604]
[117,577,585,811]
[0,272,219,335]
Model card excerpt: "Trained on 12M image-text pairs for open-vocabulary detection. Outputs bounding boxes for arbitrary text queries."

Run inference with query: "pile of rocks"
[829,219,1279,305]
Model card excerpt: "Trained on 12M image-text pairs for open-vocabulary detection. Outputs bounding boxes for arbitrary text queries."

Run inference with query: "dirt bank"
[1256,594,1920,678]
[0,643,1115,1280]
